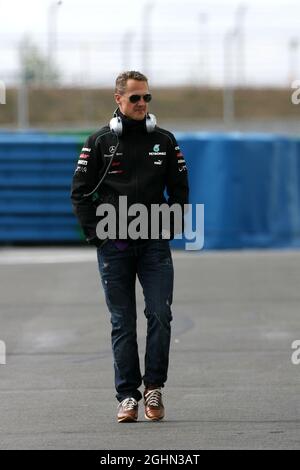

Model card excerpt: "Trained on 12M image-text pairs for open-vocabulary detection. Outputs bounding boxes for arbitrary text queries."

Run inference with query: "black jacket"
[71,111,189,245]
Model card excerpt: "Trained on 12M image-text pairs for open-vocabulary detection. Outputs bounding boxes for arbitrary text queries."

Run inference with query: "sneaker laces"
[118,397,138,410]
[144,388,162,407]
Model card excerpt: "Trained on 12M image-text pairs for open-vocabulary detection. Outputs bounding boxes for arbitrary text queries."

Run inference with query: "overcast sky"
[1,0,300,86]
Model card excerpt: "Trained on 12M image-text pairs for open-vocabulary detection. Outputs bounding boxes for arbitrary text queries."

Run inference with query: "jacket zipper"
[134,133,138,202]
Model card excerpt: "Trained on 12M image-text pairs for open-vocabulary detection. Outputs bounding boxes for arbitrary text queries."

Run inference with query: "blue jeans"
[97,239,174,402]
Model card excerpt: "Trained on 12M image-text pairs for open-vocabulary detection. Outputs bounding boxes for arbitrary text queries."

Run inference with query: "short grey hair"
[115,70,148,94]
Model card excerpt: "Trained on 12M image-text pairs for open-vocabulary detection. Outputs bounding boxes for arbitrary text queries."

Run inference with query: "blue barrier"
[174,132,300,249]
[0,131,300,248]
[0,134,82,242]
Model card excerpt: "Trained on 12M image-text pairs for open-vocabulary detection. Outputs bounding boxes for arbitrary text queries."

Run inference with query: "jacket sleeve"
[70,135,104,244]
[165,134,189,237]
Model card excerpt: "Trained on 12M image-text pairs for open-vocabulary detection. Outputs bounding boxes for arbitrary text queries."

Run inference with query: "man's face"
[115,79,150,121]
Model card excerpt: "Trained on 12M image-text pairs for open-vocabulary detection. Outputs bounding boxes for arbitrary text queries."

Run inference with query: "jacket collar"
[116,108,147,134]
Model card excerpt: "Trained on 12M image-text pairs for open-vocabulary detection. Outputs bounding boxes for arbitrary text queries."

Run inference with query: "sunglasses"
[128,93,152,104]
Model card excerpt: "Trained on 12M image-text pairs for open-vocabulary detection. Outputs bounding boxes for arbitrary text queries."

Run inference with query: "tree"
[19,35,60,86]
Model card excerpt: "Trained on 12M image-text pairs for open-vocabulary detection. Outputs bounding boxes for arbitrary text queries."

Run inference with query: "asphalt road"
[0,247,299,450]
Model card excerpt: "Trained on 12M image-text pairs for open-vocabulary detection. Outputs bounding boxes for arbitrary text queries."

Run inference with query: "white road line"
[0,248,299,265]
[0,249,96,265]
[0,248,197,264]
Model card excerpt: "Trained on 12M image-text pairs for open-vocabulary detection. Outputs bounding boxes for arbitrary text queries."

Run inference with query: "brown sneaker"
[117,397,138,423]
[144,388,165,421]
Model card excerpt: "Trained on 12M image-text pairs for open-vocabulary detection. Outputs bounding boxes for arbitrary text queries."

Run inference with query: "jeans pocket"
[97,239,114,254]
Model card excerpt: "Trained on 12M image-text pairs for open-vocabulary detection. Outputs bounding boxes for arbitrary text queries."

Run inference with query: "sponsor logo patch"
[104,152,123,158]
[175,146,186,171]
[148,143,166,157]
[75,166,87,173]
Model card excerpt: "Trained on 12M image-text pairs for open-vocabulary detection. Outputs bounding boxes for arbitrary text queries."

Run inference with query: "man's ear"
[115,94,121,106]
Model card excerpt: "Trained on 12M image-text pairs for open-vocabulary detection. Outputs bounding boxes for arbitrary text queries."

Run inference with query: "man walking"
[71,71,189,422]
